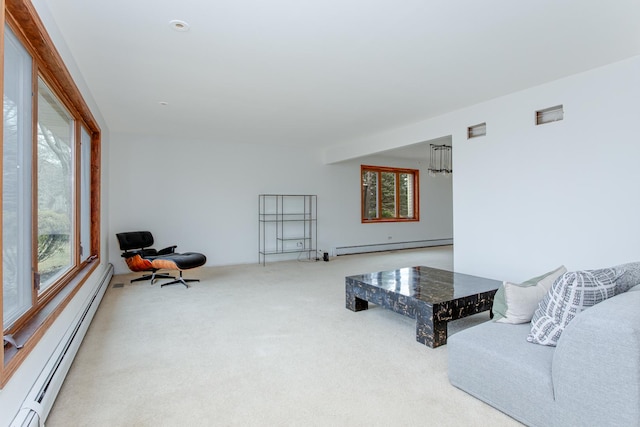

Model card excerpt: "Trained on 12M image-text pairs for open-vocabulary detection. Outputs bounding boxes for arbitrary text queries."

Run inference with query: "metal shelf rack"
[258,194,318,266]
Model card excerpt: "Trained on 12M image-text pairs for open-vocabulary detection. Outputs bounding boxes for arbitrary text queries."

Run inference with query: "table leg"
[415,304,448,348]
[345,283,368,311]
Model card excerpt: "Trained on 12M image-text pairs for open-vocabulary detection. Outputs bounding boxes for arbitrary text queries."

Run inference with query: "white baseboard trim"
[10,263,113,427]
[334,239,453,256]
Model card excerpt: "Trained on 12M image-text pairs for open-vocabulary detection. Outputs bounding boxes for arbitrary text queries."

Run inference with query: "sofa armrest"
[552,291,640,426]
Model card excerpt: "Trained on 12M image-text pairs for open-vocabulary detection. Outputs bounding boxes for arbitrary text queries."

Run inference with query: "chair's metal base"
[160,271,199,288]
[131,271,175,284]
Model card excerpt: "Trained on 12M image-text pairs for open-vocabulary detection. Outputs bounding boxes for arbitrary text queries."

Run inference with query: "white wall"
[454,56,640,280]
[109,135,322,270]
[108,134,453,272]
[326,55,640,282]
[320,153,453,252]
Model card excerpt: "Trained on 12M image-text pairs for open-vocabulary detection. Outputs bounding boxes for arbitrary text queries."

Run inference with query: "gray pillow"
[629,284,640,293]
[613,262,640,294]
[527,268,620,346]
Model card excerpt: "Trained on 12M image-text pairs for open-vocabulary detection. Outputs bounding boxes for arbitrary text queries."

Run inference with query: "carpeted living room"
[2,1,640,426]
[45,246,521,426]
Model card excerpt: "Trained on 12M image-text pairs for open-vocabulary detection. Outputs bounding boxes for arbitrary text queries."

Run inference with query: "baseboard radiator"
[334,239,453,256]
[10,263,114,427]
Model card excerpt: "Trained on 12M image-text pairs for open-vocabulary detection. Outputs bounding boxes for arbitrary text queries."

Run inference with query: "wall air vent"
[536,105,564,125]
[467,122,486,139]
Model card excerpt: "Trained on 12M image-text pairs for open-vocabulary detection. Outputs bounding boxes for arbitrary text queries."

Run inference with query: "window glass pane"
[80,126,91,261]
[37,78,74,293]
[3,26,33,326]
[362,170,378,219]
[361,166,419,222]
[380,172,396,218]
[399,173,414,218]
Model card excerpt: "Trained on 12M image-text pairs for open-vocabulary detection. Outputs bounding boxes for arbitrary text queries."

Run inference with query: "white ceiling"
[44,0,640,150]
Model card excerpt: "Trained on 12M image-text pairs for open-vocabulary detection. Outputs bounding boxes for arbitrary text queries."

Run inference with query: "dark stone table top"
[346,266,501,304]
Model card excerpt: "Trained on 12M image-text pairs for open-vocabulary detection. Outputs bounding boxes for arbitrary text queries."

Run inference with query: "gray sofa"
[448,280,640,426]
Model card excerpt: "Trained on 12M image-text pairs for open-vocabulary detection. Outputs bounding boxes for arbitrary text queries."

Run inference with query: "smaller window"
[467,122,486,139]
[536,105,564,125]
[361,165,419,223]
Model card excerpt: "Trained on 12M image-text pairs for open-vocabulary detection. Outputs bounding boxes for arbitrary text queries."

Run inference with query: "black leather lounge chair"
[116,231,207,288]
[116,231,177,283]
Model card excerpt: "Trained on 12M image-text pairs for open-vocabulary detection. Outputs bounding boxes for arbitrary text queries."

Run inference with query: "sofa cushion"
[613,261,640,293]
[552,290,640,426]
[449,322,556,427]
[527,268,619,346]
[493,265,566,324]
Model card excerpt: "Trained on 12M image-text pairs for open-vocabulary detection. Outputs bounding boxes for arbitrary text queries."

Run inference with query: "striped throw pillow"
[527,268,620,346]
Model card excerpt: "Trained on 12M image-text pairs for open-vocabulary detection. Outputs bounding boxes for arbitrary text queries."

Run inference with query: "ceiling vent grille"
[467,122,486,139]
[536,105,563,125]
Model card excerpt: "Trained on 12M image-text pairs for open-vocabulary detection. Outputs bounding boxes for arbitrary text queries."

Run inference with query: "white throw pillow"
[527,268,620,346]
[493,265,566,324]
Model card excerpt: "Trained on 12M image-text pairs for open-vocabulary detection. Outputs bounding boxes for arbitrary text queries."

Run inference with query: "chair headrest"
[116,231,154,251]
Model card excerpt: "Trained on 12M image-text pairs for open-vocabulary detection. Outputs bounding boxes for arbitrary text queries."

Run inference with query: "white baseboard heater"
[10,263,114,427]
[334,238,453,256]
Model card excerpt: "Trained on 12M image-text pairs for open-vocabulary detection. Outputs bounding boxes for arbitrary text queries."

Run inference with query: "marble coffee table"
[345,266,500,348]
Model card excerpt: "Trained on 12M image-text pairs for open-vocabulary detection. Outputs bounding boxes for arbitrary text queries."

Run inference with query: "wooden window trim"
[2,261,99,386]
[361,165,420,223]
[1,0,102,387]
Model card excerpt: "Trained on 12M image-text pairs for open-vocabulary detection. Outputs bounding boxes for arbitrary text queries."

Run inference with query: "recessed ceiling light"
[169,20,190,32]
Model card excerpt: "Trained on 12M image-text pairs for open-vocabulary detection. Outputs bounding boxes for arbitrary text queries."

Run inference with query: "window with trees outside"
[361,165,419,222]
[2,0,101,386]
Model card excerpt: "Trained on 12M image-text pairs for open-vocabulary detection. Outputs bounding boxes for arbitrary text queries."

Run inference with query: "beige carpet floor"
[46,246,521,426]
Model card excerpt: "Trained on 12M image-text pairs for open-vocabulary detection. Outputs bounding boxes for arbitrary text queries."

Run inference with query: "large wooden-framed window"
[1,0,101,386]
[361,165,419,223]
